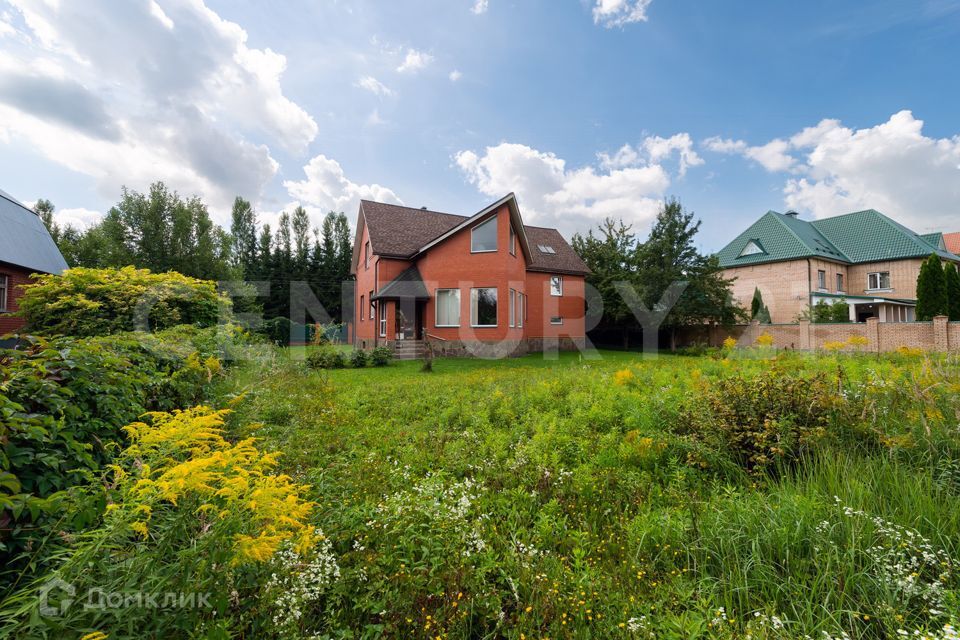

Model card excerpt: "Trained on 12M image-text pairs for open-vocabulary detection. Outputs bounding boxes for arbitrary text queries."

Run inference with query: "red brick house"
[0,188,69,334]
[351,193,589,357]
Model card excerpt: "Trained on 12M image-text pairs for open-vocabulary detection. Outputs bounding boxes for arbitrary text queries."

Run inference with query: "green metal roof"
[717,208,960,268]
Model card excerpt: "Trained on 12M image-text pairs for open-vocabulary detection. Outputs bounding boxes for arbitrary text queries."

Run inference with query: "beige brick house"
[716,209,960,324]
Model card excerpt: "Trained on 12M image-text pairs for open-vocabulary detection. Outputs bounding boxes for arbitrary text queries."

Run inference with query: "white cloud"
[396,48,434,73]
[598,133,703,176]
[55,206,103,230]
[592,0,653,28]
[471,0,489,15]
[707,111,960,230]
[704,136,794,172]
[0,0,318,217]
[356,75,394,97]
[449,69,462,82]
[455,138,689,236]
[284,154,403,220]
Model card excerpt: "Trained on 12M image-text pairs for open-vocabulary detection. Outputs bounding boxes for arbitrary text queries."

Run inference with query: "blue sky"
[1,0,959,253]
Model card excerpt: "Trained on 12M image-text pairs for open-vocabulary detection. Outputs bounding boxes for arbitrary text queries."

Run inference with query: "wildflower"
[614,368,635,386]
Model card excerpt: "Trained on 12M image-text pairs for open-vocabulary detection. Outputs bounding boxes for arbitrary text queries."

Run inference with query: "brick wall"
[847,259,923,299]
[0,263,36,335]
[684,316,957,353]
[723,259,813,324]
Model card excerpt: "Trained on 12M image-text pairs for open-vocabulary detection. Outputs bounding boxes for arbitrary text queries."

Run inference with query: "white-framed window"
[359,295,364,321]
[550,316,563,325]
[364,241,370,269]
[517,293,524,328]
[435,289,460,327]
[471,217,497,253]
[369,291,375,319]
[509,225,516,256]
[817,270,826,290]
[738,240,764,257]
[0,274,7,312]
[836,273,844,292]
[550,275,563,296]
[470,287,497,327]
[537,244,556,254]
[509,288,516,327]
[867,271,891,290]
[378,301,387,337]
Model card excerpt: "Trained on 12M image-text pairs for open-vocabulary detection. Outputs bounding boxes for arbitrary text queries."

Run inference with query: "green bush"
[370,346,393,367]
[0,326,239,585]
[349,349,369,368]
[306,347,346,369]
[254,317,316,345]
[15,267,231,337]
[679,369,840,474]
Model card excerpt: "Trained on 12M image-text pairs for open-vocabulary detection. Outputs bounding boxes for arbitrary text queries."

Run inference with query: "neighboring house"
[351,193,589,357]
[0,188,69,334]
[945,232,960,255]
[716,209,960,324]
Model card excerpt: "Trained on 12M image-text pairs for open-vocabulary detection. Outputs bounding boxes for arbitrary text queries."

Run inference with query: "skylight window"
[738,240,765,257]
[537,244,556,254]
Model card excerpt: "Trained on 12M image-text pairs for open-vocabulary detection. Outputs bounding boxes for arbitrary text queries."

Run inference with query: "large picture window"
[471,287,498,327]
[435,289,460,327]
[867,271,891,290]
[471,217,497,253]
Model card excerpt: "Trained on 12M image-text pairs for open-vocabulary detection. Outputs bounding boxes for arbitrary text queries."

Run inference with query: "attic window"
[537,244,556,254]
[738,240,765,257]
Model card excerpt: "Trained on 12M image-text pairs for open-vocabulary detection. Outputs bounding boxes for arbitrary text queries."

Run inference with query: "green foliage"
[945,262,960,321]
[0,406,330,638]
[916,253,948,320]
[0,326,237,582]
[680,369,839,473]
[751,287,772,323]
[348,348,369,368]
[811,299,850,323]
[369,346,393,367]
[255,316,316,345]
[305,346,346,369]
[16,266,230,337]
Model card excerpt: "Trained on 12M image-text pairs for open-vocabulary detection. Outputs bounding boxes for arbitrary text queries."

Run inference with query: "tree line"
[36,182,354,322]
[572,198,744,348]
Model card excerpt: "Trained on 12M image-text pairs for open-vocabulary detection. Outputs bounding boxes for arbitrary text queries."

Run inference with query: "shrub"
[255,317,315,345]
[0,326,237,583]
[349,349,369,368]
[305,347,346,369]
[0,406,333,637]
[679,370,839,474]
[15,267,231,337]
[370,346,393,367]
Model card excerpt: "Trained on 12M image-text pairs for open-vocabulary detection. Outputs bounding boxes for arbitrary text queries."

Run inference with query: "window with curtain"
[550,275,563,296]
[471,287,497,326]
[435,289,460,326]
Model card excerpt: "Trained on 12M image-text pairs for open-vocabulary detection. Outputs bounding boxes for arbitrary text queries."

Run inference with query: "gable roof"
[717,208,959,268]
[354,194,590,275]
[945,232,960,255]
[0,188,68,275]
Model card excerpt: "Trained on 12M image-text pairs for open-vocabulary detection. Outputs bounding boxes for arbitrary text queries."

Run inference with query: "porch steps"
[392,340,426,360]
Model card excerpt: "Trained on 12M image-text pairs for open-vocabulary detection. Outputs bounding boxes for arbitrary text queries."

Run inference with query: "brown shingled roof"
[360,200,465,257]
[524,225,591,275]
[358,197,590,275]
[945,232,960,255]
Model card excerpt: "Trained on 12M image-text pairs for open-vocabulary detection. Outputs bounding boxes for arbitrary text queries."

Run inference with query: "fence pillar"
[933,315,949,352]
[799,319,811,351]
[866,317,880,353]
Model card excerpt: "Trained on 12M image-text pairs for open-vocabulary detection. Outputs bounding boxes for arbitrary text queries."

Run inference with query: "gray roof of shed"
[0,189,68,274]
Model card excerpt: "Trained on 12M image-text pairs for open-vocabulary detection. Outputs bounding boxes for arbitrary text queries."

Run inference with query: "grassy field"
[215,347,960,639]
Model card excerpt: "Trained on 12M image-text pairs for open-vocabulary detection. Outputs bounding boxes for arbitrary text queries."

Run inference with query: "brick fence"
[680,316,958,353]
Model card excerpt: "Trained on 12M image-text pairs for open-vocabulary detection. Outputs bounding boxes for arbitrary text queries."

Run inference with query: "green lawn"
[216,347,960,639]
